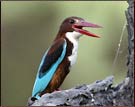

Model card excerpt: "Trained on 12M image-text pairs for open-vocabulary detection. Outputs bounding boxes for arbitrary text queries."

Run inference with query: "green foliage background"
[1,1,128,106]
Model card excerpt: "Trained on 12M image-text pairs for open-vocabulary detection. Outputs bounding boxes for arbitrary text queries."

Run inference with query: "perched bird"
[31,16,102,101]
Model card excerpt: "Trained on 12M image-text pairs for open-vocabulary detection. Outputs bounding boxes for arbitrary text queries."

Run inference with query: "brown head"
[57,16,102,38]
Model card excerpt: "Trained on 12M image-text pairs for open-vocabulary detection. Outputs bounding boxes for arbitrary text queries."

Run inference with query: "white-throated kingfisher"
[30,16,102,101]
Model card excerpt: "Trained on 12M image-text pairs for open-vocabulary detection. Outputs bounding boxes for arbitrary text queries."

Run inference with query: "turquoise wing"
[32,38,67,99]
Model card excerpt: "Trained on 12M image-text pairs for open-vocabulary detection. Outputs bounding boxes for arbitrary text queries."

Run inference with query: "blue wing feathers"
[39,43,64,78]
[32,39,67,99]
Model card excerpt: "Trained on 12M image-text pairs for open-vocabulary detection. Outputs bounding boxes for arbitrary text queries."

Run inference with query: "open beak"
[73,21,102,38]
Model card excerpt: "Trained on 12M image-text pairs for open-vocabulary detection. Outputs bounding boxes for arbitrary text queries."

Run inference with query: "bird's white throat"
[66,31,81,66]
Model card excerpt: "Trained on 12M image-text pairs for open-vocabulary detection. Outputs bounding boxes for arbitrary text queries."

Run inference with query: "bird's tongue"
[74,21,102,38]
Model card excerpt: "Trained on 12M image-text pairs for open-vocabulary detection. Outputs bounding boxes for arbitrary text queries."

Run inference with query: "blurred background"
[1,1,128,106]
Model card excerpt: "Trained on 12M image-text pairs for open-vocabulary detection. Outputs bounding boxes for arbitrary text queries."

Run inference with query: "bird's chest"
[65,32,80,67]
[68,42,78,66]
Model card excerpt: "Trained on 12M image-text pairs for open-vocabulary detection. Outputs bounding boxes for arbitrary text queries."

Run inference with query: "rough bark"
[29,0,134,106]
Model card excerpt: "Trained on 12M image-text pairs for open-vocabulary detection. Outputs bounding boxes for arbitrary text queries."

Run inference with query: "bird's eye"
[69,19,75,24]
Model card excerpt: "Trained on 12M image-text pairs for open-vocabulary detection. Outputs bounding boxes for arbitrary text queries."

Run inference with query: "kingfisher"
[30,16,102,102]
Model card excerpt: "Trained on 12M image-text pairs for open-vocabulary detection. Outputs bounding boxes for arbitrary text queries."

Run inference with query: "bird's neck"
[55,31,81,41]
[65,31,81,42]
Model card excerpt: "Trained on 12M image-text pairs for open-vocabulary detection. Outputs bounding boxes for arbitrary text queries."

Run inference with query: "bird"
[30,16,102,102]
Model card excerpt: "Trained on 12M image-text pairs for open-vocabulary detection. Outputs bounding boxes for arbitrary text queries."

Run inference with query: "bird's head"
[58,16,102,39]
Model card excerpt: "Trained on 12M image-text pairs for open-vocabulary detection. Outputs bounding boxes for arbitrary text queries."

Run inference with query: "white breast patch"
[66,31,81,66]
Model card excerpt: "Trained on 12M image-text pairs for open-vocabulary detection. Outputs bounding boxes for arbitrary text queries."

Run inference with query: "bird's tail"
[27,96,37,106]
